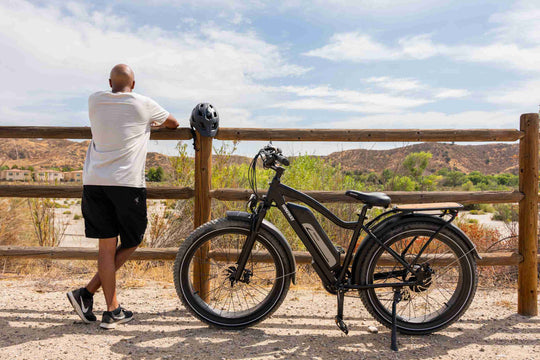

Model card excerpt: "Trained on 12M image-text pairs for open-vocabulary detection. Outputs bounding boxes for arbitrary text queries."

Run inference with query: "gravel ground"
[0,278,538,360]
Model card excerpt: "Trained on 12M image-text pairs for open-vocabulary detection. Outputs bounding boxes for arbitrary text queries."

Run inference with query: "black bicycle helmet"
[190,103,219,137]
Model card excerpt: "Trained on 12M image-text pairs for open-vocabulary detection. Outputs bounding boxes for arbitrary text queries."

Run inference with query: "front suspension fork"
[233,205,268,282]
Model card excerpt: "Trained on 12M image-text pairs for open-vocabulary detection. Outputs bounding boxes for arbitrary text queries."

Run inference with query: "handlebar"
[275,153,290,166]
[260,145,290,168]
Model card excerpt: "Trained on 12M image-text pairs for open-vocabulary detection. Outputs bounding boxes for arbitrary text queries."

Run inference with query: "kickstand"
[391,287,402,351]
[334,289,348,335]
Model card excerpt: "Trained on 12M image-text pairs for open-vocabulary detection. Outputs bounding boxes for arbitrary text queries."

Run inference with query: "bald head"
[109,64,135,93]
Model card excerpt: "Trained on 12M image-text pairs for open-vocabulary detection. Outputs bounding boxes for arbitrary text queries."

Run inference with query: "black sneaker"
[100,306,133,329]
[67,288,96,323]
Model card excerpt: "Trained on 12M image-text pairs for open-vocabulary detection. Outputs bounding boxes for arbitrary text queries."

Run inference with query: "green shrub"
[479,204,495,213]
[492,204,518,223]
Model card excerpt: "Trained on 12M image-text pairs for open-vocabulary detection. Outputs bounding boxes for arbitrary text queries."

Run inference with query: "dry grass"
[0,193,529,290]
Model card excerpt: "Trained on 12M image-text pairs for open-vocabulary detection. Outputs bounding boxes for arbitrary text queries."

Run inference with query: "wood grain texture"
[0,185,194,199]
[0,246,525,266]
[518,113,539,316]
[215,128,523,142]
[193,135,212,301]
[0,126,522,142]
[0,126,192,140]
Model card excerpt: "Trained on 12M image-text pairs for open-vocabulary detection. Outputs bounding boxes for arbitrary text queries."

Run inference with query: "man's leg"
[85,245,137,295]
[98,237,122,312]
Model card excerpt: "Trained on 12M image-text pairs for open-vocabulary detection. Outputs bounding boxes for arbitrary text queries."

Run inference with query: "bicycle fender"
[351,212,481,282]
[226,211,296,284]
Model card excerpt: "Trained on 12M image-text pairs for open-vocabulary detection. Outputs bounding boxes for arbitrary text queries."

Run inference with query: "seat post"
[358,204,370,225]
[336,203,371,283]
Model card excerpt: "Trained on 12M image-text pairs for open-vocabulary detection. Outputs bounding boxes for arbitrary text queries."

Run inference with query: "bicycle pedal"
[335,316,349,335]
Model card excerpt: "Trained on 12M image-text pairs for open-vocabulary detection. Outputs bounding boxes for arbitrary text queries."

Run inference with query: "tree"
[402,152,432,183]
[442,171,467,187]
[147,166,164,182]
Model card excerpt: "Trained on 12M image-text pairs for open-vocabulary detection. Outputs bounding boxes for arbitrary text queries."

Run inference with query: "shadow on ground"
[0,306,538,359]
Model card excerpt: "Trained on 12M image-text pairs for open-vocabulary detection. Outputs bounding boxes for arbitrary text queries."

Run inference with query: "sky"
[0,0,539,156]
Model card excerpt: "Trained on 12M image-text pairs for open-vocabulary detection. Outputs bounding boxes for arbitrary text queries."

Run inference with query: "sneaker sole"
[67,291,92,324]
[100,316,133,330]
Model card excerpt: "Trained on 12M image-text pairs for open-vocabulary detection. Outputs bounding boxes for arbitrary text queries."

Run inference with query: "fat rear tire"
[357,221,477,335]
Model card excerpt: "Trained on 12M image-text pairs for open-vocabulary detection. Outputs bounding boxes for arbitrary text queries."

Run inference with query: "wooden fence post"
[193,134,213,302]
[518,113,539,316]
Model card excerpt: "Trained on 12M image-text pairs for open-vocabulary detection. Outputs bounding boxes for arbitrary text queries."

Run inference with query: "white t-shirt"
[83,91,169,188]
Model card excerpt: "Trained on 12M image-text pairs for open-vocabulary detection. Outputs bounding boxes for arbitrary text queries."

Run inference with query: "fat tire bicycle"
[174,145,479,350]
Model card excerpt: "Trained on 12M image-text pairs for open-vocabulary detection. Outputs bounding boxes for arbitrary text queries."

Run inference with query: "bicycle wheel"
[357,221,477,335]
[174,218,292,329]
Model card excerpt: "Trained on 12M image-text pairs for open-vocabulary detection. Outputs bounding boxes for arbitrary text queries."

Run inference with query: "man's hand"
[152,113,179,129]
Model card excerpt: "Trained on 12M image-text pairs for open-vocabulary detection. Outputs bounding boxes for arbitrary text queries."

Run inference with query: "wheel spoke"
[362,227,475,330]
[177,224,288,323]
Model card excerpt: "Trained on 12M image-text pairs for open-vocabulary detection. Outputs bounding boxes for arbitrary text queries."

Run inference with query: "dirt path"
[0,278,538,360]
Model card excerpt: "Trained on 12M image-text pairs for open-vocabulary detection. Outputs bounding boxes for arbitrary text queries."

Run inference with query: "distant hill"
[326,143,519,175]
[0,139,172,173]
[0,139,520,175]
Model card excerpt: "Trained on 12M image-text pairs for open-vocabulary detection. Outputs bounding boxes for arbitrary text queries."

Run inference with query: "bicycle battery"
[286,203,340,269]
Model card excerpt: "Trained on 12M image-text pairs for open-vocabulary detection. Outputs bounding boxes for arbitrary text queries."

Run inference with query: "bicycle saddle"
[345,190,391,207]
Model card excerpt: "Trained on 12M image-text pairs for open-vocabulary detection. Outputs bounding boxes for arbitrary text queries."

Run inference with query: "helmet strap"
[190,127,199,151]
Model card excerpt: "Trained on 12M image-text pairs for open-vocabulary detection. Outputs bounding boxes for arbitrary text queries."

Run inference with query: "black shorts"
[82,185,147,249]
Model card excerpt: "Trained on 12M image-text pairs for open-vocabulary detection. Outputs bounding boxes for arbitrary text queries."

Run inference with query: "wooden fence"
[0,113,538,316]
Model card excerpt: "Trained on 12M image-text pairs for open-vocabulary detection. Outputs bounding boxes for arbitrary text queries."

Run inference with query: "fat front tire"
[357,221,478,335]
[174,218,292,329]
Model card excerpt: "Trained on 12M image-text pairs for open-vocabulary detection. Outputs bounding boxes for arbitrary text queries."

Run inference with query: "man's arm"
[152,113,179,129]
[162,113,179,129]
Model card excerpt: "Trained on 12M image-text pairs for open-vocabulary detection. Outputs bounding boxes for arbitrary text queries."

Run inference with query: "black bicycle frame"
[234,167,444,291]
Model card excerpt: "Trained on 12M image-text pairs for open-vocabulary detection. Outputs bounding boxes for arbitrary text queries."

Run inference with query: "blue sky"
[0,0,539,156]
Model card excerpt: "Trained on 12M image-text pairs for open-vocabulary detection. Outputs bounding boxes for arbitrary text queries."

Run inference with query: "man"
[67,64,179,329]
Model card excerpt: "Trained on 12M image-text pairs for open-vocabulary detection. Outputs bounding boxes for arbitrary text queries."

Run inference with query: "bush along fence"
[0,113,538,316]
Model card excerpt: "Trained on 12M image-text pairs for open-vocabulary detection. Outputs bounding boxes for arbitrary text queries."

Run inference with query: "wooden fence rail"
[0,115,538,316]
[0,126,524,142]
[0,185,524,204]
[0,246,528,266]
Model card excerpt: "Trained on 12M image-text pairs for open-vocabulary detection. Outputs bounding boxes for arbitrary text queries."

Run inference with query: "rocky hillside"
[326,143,519,175]
[0,139,172,173]
[0,139,520,175]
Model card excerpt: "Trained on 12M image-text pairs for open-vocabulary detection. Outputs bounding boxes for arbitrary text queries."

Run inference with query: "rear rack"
[393,202,464,212]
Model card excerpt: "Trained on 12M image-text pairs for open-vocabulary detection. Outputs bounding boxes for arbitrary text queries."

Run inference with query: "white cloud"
[137,0,453,17]
[398,34,440,59]
[321,110,518,130]
[270,85,432,113]
[304,4,540,74]
[304,33,395,61]
[304,32,443,61]
[488,1,540,45]
[485,79,540,107]
[0,0,310,126]
[434,88,471,99]
[364,77,424,92]
[364,77,470,99]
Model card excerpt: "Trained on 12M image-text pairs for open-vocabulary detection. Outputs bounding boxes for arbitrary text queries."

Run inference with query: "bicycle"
[174,144,479,351]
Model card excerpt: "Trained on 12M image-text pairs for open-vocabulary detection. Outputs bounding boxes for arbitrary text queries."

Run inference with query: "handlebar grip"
[275,153,290,166]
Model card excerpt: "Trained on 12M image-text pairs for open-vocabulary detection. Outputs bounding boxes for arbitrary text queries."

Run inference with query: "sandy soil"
[0,278,538,360]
